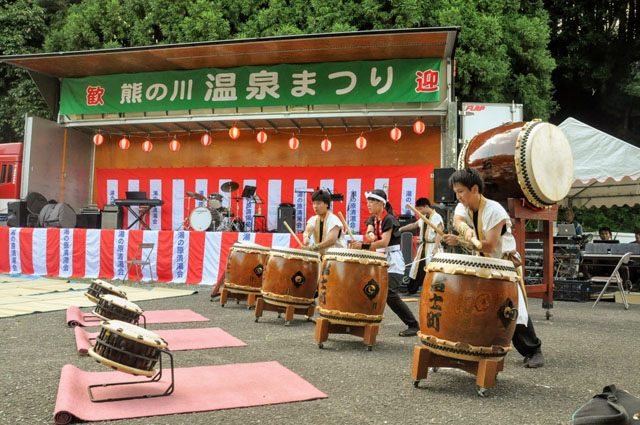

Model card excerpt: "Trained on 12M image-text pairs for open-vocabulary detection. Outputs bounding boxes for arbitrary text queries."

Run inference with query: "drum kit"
[185,180,245,232]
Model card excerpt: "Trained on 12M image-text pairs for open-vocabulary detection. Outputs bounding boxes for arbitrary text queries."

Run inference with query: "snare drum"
[93,294,143,324]
[88,320,168,377]
[458,120,573,208]
[261,246,321,308]
[418,253,519,361]
[318,248,390,326]
[224,242,271,295]
[85,279,127,304]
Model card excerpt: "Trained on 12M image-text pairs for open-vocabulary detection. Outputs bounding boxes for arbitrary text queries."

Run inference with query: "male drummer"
[301,190,346,254]
[442,168,545,368]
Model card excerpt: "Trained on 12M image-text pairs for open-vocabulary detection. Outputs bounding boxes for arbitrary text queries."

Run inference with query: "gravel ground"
[1,280,639,425]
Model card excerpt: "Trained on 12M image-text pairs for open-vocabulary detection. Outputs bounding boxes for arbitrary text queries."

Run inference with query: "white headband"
[365,192,387,205]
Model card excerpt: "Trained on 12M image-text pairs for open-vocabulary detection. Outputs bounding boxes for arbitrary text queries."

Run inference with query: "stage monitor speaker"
[7,200,28,227]
[434,168,456,204]
[276,205,295,233]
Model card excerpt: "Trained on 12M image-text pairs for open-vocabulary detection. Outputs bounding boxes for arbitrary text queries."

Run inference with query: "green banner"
[59,58,442,115]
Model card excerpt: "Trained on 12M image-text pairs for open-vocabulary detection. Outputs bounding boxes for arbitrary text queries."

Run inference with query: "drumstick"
[337,211,356,242]
[405,203,483,250]
[283,220,304,247]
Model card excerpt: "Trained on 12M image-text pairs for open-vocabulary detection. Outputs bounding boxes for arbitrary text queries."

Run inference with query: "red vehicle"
[0,143,22,224]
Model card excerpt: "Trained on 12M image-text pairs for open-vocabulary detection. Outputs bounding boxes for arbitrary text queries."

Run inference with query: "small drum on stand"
[208,193,224,209]
[411,253,519,395]
[85,279,127,304]
[87,320,174,402]
[255,246,321,326]
[458,120,573,209]
[315,248,389,350]
[221,242,271,308]
[93,294,146,327]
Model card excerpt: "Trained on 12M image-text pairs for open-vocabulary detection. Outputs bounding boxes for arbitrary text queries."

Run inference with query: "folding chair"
[124,243,155,283]
[591,252,631,310]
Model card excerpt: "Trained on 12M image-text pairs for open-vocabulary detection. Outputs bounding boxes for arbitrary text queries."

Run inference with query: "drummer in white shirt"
[302,190,346,255]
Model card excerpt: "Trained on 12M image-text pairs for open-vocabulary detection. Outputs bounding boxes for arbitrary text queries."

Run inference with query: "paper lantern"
[288,136,299,150]
[229,126,240,140]
[93,133,104,146]
[141,139,153,153]
[201,133,212,147]
[256,130,268,144]
[355,135,367,150]
[413,120,425,135]
[169,138,180,152]
[390,126,402,142]
[118,137,130,150]
[321,138,332,152]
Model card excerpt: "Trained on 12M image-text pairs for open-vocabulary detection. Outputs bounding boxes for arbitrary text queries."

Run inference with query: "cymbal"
[186,191,207,201]
[221,181,239,193]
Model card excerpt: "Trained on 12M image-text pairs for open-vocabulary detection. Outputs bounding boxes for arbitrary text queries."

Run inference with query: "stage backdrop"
[96,165,433,233]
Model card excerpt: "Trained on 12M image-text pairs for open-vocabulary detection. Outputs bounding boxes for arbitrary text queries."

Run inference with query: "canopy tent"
[558,117,640,208]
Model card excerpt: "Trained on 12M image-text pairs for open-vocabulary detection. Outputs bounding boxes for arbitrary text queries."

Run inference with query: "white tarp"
[558,117,640,208]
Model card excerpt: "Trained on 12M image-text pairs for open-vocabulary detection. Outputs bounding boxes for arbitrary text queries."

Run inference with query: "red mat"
[66,306,210,327]
[74,327,246,355]
[53,363,327,424]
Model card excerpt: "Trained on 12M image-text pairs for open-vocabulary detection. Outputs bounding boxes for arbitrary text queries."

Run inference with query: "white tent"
[558,117,640,208]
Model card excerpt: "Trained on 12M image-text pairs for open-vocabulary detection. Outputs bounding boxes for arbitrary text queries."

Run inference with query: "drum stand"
[410,345,505,396]
[220,287,260,308]
[254,297,315,326]
[314,318,380,351]
[88,348,175,402]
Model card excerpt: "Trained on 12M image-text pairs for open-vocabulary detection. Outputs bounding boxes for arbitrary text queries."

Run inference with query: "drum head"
[516,121,574,206]
[190,206,213,231]
[26,192,48,215]
[99,294,143,314]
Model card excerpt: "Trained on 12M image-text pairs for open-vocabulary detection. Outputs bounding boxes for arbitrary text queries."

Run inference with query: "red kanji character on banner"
[86,86,105,105]
[415,70,439,93]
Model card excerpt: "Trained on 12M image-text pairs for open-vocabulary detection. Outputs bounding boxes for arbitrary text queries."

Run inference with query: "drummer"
[351,189,420,337]
[442,168,545,368]
[301,189,346,254]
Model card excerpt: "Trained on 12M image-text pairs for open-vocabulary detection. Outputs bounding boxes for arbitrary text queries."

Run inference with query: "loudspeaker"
[7,200,28,227]
[276,205,295,233]
[434,168,456,203]
[101,206,119,229]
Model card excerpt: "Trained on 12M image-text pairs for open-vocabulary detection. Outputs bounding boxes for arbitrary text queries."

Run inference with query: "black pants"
[512,316,542,357]
[387,273,419,328]
[407,247,426,294]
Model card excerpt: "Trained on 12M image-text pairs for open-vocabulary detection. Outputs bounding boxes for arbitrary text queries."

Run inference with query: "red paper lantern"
[169,138,180,152]
[321,138,332,152]
[93,133,104,146]
[201,133,212,147]
[229,126,240,140]
[390,126,402,142]
[118,137,130,150]
[413,120,425,135]
[142,139,153,153]
[288,136,299,150]
[256,130,268,144]
[355,135,367,150]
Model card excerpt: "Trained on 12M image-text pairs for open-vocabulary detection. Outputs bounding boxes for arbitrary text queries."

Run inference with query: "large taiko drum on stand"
[418,253,520,362]
[261,247,321,308]
[458,120,573,209]
[317,248,390,326]
[224,242,271,296]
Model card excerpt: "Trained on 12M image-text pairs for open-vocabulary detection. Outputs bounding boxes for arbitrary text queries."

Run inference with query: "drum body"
[419,253,519,361]
[93,294,143,324]
[208,193,224,209]
[88,320,167,377]
[85,279,127,303]
[458,120,573,208]
[318,248,390,326]
[224,242,271,294]
[261,247,321,307]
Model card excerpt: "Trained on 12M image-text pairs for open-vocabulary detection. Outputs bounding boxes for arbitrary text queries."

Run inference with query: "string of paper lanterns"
[94,119,426,152]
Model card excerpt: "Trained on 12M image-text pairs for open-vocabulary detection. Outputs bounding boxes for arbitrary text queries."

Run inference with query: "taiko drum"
[93,294,143,324]
[458,120,573,208]
[261,247,321,308]
[419,253,519,361]
[224,242,271,296]
[317,248,389,326]
[85,279,127,304]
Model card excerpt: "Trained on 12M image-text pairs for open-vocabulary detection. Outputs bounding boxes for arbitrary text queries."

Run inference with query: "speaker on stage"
[434,168,456,204]
[276,203,295,233]
[7,200,28,227]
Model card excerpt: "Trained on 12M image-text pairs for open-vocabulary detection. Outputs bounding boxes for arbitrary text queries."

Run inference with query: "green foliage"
[561,206,640,233]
